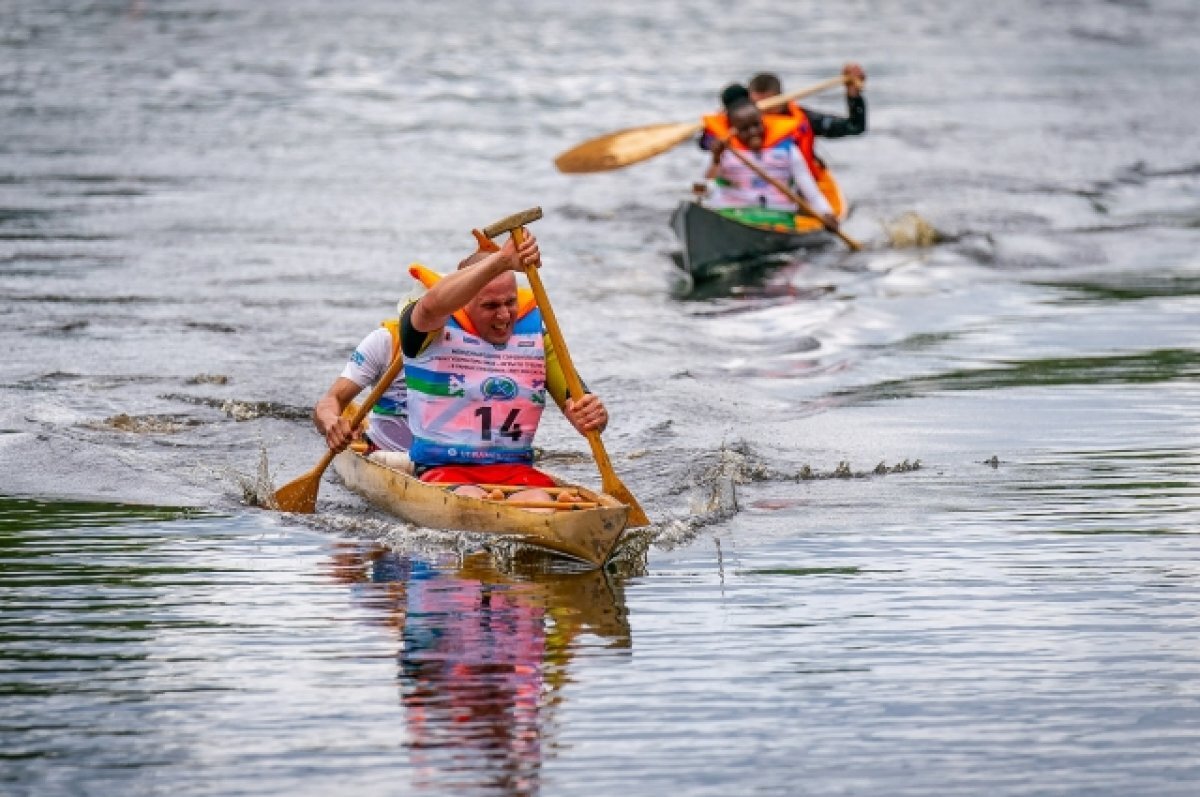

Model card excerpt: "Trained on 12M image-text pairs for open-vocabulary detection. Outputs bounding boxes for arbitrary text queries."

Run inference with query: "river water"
[2,1,1199,795]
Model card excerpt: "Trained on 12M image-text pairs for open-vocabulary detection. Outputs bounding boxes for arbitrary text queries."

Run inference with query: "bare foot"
[453,485,488,499]
[508,487,554,513]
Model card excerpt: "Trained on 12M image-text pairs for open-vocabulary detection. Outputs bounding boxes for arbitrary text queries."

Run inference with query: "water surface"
[2,0,1199,794]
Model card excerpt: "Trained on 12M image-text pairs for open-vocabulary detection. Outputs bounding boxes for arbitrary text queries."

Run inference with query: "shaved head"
[457,250,491,270]
[465,271,519,345]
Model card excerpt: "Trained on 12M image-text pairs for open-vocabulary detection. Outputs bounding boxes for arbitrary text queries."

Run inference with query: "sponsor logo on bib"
[480,375,519,401]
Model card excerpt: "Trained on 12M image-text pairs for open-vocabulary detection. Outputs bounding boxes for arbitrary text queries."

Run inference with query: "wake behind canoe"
[331,450,629,567]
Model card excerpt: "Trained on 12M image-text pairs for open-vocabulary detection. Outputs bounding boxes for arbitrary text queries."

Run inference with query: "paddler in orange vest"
[701,83,840,231]
[399,232,608,503]
[747,62,867,180]
[313,234,607,505]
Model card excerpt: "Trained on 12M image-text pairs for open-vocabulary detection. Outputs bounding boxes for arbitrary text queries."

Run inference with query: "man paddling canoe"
[748,64,867,186]
[700,64,868,171]
[312,234,606,504]
[312,317,414,461]
[748,63,867,144]
[700,83,840,231]
[401,233,607,504]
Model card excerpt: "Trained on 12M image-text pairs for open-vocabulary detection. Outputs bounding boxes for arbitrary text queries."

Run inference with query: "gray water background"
[2,0,1199,795]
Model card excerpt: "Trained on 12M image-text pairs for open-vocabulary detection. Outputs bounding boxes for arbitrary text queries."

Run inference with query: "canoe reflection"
[327,544,632,794]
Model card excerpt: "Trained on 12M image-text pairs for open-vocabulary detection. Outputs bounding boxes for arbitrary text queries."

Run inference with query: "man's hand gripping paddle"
[480,207,650,527]
[271,354,403,514]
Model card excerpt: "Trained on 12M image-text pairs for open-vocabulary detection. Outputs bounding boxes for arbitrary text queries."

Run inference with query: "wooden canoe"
[671,169,847,281]
[331,451,630,567]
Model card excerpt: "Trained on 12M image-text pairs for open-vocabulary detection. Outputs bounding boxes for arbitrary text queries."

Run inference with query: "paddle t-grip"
[482,207,543,240]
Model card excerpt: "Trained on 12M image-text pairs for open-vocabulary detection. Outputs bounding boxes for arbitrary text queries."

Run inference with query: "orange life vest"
[372,266,541,428]
[702,112,802,153]
[396,263,538,346]
[763,102,823,179]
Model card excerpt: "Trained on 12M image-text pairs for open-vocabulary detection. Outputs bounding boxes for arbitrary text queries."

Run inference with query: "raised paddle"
[270,350,405,513]
[554,74,848,174]
[718,135,864,252]
[482,208,651,528]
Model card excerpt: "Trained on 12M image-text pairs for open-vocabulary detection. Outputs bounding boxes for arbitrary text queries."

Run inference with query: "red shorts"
[418,463,556,488]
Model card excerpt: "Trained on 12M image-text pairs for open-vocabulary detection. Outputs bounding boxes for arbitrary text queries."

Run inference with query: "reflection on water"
[0,497,222,778]
[1035,274,1200,302]
[991,447,1200,536]
[837,348,1200,403]
[323,543,631,797]
[3,0,1200,793]
[2,498,636,797]
[670,256,837,305]
[0,495,202,532]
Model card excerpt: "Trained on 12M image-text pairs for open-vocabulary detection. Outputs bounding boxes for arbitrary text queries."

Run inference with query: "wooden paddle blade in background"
[554,121,702,173]
[554,75,847,174]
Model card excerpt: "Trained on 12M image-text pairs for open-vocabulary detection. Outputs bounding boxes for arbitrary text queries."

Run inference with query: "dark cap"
[720,83,752,111]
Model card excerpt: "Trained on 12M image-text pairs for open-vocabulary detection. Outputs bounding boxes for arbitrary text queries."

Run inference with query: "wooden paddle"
[487,500,600,511]
[270,350,405,513]
[554,74,848,174]
[718,136,864,252]
[482,208,651,528]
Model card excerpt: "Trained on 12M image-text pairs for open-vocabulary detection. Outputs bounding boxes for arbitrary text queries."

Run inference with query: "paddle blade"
[602,475,650,528]
[270,469,321,514]
[554,121,702,173]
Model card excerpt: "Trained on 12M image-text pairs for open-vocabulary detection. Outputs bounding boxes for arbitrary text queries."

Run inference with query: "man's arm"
[788,148,836,224]
[544,336,607,434]
[799,95,867,138]
[313,377,366,452]
[399,301,438,360]
[312,326,393,451]
[801,62,867,138]
[407,234,540,334]
[704,139,725,180]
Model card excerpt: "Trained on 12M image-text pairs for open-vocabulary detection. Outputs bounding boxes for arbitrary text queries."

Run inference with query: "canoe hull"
[670,170,847,280]
[332,451,629,567]
[670,201,826,280]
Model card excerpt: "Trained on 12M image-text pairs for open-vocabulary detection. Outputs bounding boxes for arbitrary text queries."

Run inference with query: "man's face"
[730,105,765,149]
[465,272,520,345]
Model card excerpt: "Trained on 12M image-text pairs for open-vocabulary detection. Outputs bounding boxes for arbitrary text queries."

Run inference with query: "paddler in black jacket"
[699,63,867,180]
[748,62,868,142]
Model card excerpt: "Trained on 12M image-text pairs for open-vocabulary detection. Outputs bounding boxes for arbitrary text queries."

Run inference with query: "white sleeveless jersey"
[710,142,832,215]
[339,327,411,451]
[405,310,547,466]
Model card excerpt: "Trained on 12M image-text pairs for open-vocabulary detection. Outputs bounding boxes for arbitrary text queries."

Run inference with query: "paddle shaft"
[690,75,854,143]
[470,484,581,495]
[514,228,607,461]
[509,227,650,526]
[487,500,599,510]
[756,74,849,114]
[718,136,863,252]
[676,75,854,145]
[554,74,849,173]
[270,347,404,512]
[342,350,405,448]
